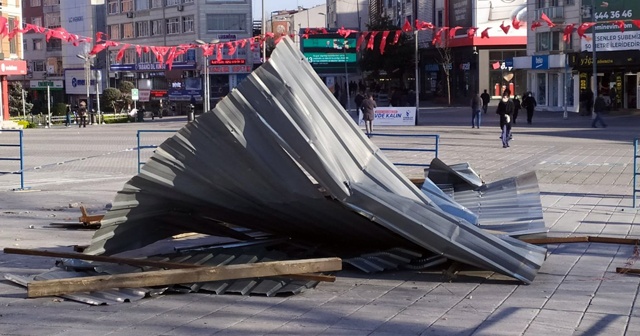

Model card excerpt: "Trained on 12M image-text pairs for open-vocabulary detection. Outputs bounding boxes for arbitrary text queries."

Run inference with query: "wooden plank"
[4,248,337,283]
[588,237,640,245]
[78,205,104,224]
[520,237,589,245]
[27,257,342,298]
[616,267,640,274]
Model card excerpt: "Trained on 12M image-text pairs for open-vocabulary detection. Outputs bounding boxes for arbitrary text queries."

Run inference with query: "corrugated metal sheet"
[83,37,545,284]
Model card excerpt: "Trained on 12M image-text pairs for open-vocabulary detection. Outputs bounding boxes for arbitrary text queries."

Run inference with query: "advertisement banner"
[581,0,640,52]
[138,89,151,102]
[300,29,358,74]
[473,0,527,38]
[64,69,103,95]
[358,107,416,126]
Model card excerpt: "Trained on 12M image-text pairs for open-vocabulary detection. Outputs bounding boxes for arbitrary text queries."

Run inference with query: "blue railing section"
[137,130,178,174]
[0,130,25,190]
[370,133,439,168]
[634,138,639,208]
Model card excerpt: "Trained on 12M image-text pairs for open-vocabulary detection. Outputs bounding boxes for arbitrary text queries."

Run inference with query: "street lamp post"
[76,53,96,124]
[591,0,598,119]
[334,39,351,117]
[195,39,220,114]
[415,30,420,125]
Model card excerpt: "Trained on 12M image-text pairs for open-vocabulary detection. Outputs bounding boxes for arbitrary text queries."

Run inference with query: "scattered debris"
[47,205,103,230]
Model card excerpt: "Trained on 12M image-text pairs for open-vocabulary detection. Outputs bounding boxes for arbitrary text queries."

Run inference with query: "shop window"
[32,17,42,26]
[46,39,61,51]
[123,49,136,64]
[536,73,547,105]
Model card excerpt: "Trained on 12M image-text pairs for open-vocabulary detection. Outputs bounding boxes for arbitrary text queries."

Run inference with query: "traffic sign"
[131,88,139,101]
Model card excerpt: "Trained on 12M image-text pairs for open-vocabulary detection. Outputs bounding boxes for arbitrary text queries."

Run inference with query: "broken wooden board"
[27,257,342,298]
[79,205,104,226]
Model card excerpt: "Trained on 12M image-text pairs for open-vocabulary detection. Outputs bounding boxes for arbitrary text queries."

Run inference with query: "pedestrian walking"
[592,92,608,128]
[471,92,482,128]
[496,90,514,148]
[361,94,377,136]
[480,89,490,114]
[513,95,522,124]
[522,92,537,124]
[65,104,72,127]
[354,91,365,117]
[78,101,88,128]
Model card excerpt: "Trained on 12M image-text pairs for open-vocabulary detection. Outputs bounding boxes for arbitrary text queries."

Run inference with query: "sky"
[252,0,326,20]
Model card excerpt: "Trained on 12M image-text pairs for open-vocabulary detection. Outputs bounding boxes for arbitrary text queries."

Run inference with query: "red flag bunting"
[467,27,478,39]
[540,12,555,28]
[614,20,625,33]
[379,31,390,55]
[135,45,142,57]
[481,27,491,39]
[633,20,640,29]
[357,32,369,50]
[89,43,107,55]
[367,31,379,50]
[531,21,542,31]
[449,26,462,39]
[500,21,510,34]
[116,44,131,62]
[512,17,522,30]
[577,22,596,39]
[563,24,574,42]
[415,20,434,30]
[402,19,412,32]
[95,32,107,43]
[392,30,402,44]
[227,41,236,55]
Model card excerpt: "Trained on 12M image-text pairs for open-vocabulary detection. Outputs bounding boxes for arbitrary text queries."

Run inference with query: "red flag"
[614,20,625,33]
[392,30,402,44]
[402,19,412,32]
[492,62,501,70]
[500,21,510,34]
[449,26,462,39]
[165,47,178,70]
[467,27,478,39]
[415,20,434,30]
[379,31,390,54]
[540,12,555,28]
[89,43,107,55]
[512,17,522,30]
[227,41,236,55]
[95,32,107,43]
[356,32,369,50]
[432,27,448,45]
[563,24,574,42]
[0,17,9,37]
[216,44,223,61]
[366,31,378,50]
[135,45,142,57]
[142,46,150,53]
[116,44,131,62]
[531,21,542,31]
[481,27,491,39]
[577,22,596,39]
[337,26,357,38]
[633,20,640,29]
[239,39,247,48]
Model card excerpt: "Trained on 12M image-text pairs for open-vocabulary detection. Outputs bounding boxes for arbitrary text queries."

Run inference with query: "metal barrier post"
[369,133,440,168]
[137,130,179,174]
[0,130,27,190]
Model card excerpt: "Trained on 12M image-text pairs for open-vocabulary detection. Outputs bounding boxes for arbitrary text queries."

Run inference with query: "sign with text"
[0,60,27,75]
[208,65,252,74]
[131,89,139,101]
[532,55,549,70]
[138,89,150,102]
[209,59,246,65]
[581,0,640,52]
[29,80,64,90]
[300,29,358,74]
[64,69,103,95]
[358,107,416,126]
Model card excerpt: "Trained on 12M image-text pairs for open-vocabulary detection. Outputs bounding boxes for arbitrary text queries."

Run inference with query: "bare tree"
[435,42,453,106]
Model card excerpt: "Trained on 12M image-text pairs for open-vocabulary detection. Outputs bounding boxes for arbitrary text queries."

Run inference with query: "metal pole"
[344,41,351,117]
[205,54,210,112]
[21,88,26,120]
[96,70,101,124]
[85,58,91,124]
[414,30,420,125]
[591,0,597,119]
[46,85,51,128]
[19,130,24,190]
[262,0,266,63]
[563,53,568,119]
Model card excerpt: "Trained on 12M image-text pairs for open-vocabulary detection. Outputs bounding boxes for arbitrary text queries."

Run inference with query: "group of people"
[471,89,538,148]
[64,101,89,128]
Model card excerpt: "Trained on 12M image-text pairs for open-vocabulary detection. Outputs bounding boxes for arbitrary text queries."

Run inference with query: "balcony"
[534,7,565,23]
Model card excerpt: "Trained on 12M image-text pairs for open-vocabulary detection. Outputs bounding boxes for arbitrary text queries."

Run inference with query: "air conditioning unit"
[126,12,135,18]
[177,5,184,11]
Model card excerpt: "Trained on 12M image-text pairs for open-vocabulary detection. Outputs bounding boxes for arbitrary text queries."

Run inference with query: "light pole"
[318,12,326,28]
[591,0,598,119]
[415,30,420,125]
[334,39,351,117]
[76,53,96,124]
[195,39,220,114]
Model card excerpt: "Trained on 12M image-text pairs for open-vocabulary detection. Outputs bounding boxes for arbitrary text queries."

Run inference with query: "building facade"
[327,0,369,31]
[106,0,253,111]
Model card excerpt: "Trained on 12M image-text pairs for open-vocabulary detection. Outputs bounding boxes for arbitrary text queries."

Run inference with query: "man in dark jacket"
[480,89,490,114]
[361,94,377,136]
[522,92,537,124]
[471,93,483,128]
[592,92,608,128]
[496,90,514,148]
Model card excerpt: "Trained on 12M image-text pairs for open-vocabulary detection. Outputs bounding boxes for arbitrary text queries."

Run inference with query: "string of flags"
[2,14,640,69]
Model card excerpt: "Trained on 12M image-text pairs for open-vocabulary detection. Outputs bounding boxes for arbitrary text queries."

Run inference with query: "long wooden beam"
[4,248,337,283]
[616,267,640,275]
[520,236,640,245]
[27,257,342,298]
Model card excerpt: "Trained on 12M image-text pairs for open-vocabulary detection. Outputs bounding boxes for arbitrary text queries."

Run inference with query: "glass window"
[136,0,149,10]
[33,39,43,51]
[182,16,194,33]
[107,0,119,14]
[537,73,547,105]
[566,73,574,106]
[30,0,42,6]
[167,0,180,5]
[33,60,45,72]
[32,17,42,26]
[109,50,119,64]
[151,0,163,8]
[46,39,62,51]
[151,20,163,35]
[43,0,59,5]
[124,49,136,64]
[536,32,563,52]
[166,17,180,34]
[206,14,246,31]
[121,0,134,12]
[44,13,61,28]
[8,17,16,54]
[136,21,149,37]
[122,23,134,39]
[109,24,121,40]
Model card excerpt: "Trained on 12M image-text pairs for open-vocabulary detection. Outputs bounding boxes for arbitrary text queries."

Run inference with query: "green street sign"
[131,88,139,101]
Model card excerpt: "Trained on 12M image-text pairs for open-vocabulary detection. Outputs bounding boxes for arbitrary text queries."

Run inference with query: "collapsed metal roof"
[84,37,546,284]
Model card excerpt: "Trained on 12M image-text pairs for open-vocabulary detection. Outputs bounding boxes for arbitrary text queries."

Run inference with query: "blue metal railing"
[0,130,25,190]
[370,133,439,168]
[634,138,639,208]
[137,130,178,174]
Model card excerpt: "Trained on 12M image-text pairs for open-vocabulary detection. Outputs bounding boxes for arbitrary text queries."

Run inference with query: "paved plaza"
[1,107,640,335]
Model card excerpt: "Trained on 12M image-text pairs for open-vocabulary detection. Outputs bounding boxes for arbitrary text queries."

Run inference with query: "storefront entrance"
[625,74,639,109]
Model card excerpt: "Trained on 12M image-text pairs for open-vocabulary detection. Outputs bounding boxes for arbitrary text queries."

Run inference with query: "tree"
[8,82,33,117]
[433,34,453,106]
[101,88,122,113]
[359,17,414,82]
[118,81,135,95]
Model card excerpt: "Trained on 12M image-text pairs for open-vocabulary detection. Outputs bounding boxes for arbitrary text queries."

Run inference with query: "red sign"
[0,60,27,75]
[209,59,246,65]
[150,90,167,98]
[209,65,252,74]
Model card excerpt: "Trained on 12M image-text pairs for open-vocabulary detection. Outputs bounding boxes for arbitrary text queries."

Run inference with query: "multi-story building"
[326,0,369,31]
[22,0,106,110]
[106,0,253,111]
[1,0,26,121]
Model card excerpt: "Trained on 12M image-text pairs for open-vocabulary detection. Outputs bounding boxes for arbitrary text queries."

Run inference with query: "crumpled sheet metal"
[85,37,545,284]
